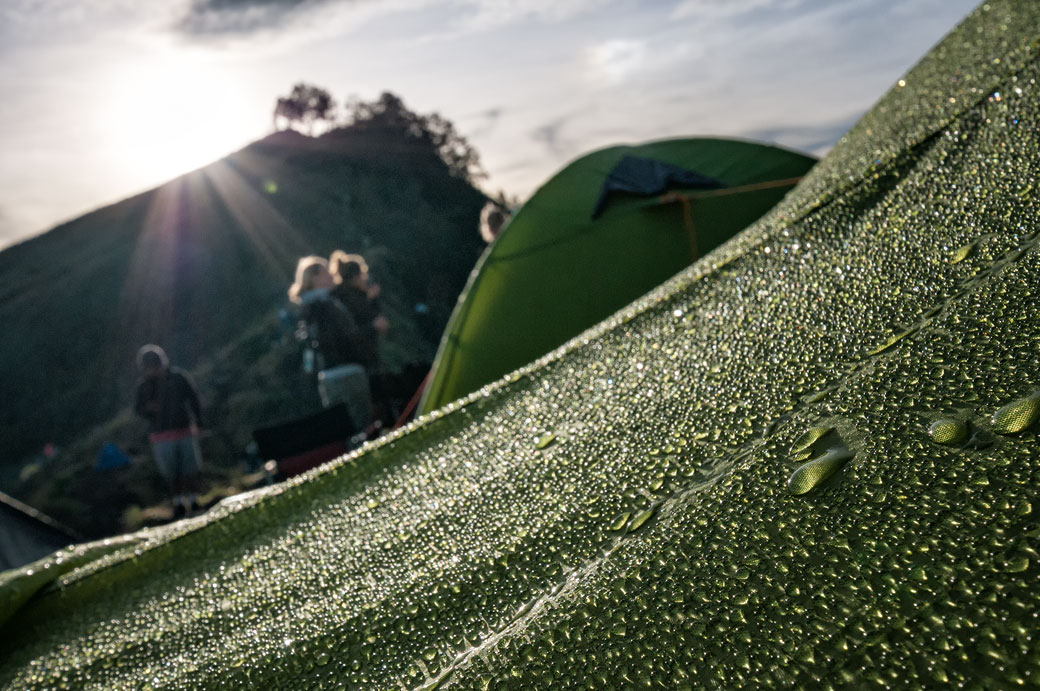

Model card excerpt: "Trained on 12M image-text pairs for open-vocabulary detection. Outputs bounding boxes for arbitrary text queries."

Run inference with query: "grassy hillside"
[0,124,487,533]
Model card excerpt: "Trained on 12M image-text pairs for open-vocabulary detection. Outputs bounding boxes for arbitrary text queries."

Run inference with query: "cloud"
[740,114,860,154]
[588,39,647,84]
[530,117,570,156]
[671,0,805,22]
[176,0,341,35]
[465,107,504,138]
[0,0,183,48]
[173,0,613,40]
[586,38,696,87]
[457,0,611,31]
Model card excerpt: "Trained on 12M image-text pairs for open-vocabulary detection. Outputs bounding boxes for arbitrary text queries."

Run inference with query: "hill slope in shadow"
[0,125,487,497]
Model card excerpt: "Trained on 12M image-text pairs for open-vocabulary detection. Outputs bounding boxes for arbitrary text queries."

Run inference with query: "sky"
[0,0,980,249]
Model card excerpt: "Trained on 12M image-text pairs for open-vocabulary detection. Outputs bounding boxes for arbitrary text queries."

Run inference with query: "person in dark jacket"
[329,251,388,369]
[289,256,374,430]
[134,344,204,518]
[330,251,392,426]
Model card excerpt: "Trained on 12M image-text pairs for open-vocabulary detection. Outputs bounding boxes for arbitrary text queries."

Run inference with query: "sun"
[97,49,255,188]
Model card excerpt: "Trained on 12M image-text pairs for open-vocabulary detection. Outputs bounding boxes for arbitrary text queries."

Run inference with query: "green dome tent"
[418,138,817,415]
[2,1,1040,687]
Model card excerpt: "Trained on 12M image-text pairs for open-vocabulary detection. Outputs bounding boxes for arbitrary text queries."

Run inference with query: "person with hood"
[478,200,511,244]
[134,344,204,518]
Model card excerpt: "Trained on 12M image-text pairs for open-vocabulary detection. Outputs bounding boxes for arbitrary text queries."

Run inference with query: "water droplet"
[628,507,656,532]
[950,242,975,264]
[535,432,557,449]
[927,419,968,445]
[609,512,631,531]
[787,447,853,496]
[804,389,830,404]
[868,328,914,356]
[990,392,1040,434]
[790,426,832,455]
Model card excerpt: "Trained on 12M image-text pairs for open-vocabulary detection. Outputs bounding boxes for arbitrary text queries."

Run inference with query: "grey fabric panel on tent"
[0,494,76,572]
[590,155,726,218]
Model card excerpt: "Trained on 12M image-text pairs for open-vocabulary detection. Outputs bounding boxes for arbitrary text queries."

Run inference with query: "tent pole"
[659,192,699,261]
[394,371,432,430]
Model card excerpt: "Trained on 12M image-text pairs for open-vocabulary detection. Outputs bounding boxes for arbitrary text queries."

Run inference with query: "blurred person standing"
[329,251,392,428]
[329,252,388,367]
[479,200,511,244]
[134,345,204,518]
[289,255,374,430]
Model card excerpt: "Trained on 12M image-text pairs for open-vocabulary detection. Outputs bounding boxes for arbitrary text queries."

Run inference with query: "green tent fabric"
[419,138,816,415]
[3,1,1040,687]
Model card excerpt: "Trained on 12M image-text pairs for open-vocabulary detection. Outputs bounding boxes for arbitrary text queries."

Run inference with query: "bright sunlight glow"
[97,50,254,190]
